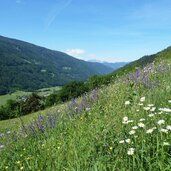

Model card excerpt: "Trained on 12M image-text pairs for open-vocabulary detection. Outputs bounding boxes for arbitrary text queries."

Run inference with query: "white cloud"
[66,49,85,57]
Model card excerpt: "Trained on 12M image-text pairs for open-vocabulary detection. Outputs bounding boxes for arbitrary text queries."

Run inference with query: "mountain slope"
[111,46,171,78]
[1,48,171,170]
[0,36,113,95]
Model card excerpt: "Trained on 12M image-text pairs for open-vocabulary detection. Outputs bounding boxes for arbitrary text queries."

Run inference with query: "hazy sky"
[1,0,171,62]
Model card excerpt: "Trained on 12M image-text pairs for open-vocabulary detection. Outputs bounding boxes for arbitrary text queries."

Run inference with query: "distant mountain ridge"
[102,62,128,70]
[87,60,128,70]
[0,35,114,95]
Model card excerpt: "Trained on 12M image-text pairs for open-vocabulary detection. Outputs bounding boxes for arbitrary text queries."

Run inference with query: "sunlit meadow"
[1,60,171,170]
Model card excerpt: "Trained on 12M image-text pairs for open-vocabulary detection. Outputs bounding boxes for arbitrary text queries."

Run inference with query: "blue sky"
[1,0,171,62]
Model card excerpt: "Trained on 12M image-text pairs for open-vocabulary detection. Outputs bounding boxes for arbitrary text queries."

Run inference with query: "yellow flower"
[16,161,21,164]
[20,166,24,170]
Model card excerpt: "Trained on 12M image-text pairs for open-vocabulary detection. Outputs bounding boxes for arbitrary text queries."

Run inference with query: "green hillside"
[0,35,113,95]
[1,48,171,170]
[112,46,171,77]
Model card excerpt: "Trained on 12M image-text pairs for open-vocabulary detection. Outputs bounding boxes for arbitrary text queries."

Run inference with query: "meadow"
[0,86,61,106]
[1,60,171,170]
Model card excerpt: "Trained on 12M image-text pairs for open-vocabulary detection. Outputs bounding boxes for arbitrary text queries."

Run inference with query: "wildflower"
[146,128,154,134]
[152,127,157,130]
[129,130,136,135]
[159,108,171,113]
[119,140,125,144]
[127,120,134,123]
[132,126,138,130]
[122,117,129,124]
[136,109,140,112]
[86,107,90,111]
[139,118,145,121]
[163,142,170,146]
[138,122,145,128]
[166,125,171,130]
[127,148,135,155]
[138,103,143,106]
[125,139,131,143]
[148,114,154,117]
[5,166,8,169]
[122,121,128,124]
[168,100,171,103]
[125,101,131,105]
[140,97,145,102]
[161,128,168,133]
[109,147,113,150]
[0,144,5,149]
[148,104,154,107]
[123,117,128,122]
[16,161,21,164]
[20,166,24,170]
[6,131,11,134]
[157,119,165,125]
[150,107,156,112]
[143,107,151,111]
[158,111,163,115]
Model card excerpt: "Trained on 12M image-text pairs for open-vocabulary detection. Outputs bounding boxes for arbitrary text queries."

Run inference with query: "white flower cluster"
[120,97,171,156]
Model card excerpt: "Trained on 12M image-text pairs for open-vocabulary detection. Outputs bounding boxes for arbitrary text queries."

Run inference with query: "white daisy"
[157,119,165,125]
[138,122,145,128]
[146,128,154,134]
[129,130,136,135]
[119,140,125,144]
[127,148,135,155]
[139,118,145,121]
[140,97,145,102]
[161,128,168,133]
[150,107,156,112]
[132,126,138,130]
[125,139,131,143]
[166,125,171,130]
[148,114,154,117]
[125,101,131,105]
[148,104,154,107]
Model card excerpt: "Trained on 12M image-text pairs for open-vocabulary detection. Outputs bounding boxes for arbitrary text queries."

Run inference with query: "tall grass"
[1,61,171,170]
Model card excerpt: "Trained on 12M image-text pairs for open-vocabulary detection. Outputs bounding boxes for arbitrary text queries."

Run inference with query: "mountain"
[1,46,171,170]
[111,46,171,77]
[88,60,128,70]
[0,35,113,95]
[102,62,128,70]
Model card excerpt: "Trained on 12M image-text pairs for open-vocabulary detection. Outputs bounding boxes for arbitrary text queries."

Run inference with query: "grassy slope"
[0,103,65,132]
[1,59,171,170]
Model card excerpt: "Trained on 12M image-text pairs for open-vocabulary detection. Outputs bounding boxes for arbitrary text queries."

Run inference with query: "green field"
[0,86,61,106]
[1,61,171,170]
